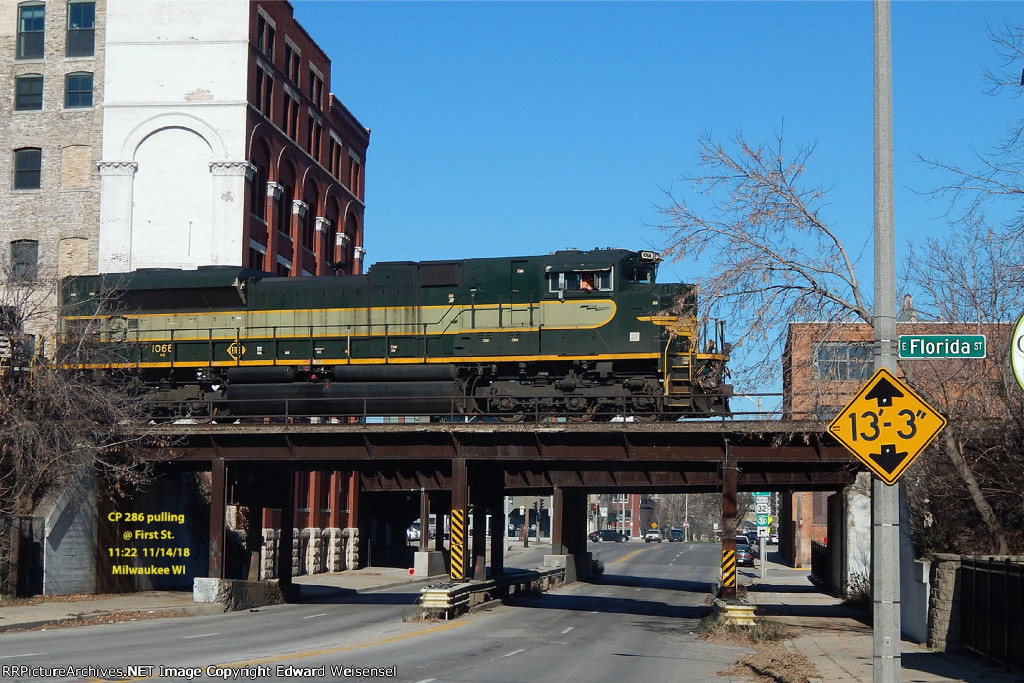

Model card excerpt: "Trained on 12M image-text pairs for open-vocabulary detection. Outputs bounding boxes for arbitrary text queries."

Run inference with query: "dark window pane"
[17,5,45,59]
[15,74,43,110]
[65,72,93,108]
[11,239,38,281]
[13,148,42,190]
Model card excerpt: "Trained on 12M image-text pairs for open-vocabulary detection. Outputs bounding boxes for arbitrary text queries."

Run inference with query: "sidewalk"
[743,551,1021,682]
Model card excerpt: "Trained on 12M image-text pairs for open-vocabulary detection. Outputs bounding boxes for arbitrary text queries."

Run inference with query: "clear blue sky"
[292,0,1020,282]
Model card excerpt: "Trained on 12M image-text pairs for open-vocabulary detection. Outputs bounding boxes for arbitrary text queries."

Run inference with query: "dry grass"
[700,612,822,683]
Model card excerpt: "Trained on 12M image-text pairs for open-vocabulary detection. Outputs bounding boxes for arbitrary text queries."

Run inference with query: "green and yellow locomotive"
[59,248,731,420]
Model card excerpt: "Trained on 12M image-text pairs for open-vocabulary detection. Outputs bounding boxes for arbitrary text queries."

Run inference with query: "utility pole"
[873,1,901,680]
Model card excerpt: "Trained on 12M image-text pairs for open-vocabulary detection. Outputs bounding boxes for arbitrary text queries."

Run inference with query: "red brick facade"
[244,2,369,277]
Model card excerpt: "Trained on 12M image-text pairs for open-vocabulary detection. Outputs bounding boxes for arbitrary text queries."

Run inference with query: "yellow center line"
[87,619,466,682]
[607,547,650,565]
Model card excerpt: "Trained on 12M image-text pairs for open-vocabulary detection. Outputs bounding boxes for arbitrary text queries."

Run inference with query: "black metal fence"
[960,556,1023,671]
[810,540,830,592]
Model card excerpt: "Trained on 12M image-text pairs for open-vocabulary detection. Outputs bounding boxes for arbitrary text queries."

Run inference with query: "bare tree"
[0,258,168,584]
[656,127,872,390]
[920,22,1024,234]
[899,221,1024,555]
[657,127,1023,555]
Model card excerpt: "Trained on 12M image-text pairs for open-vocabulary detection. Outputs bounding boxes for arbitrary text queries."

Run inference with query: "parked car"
[668,528,685,542]
[589,529,626,543]
[745,531,758,545]
[770,532,779,544]
[644,530,662,543]
[406,520,436,543]
[734,541,755,566]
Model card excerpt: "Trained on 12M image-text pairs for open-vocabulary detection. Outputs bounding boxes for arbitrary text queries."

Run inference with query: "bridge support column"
[418,489,430,553]
[487,472,506,578]
[247,505,263,581]
[547,487,589,582]
[450,458,468,582]
[721,455,738,600]
[551,487,566,555]
[208,458,226,579]
[470,467,489,581]
[278,469,295,588]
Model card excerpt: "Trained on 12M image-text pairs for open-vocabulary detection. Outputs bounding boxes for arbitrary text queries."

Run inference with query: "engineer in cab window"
[580,276,594,291]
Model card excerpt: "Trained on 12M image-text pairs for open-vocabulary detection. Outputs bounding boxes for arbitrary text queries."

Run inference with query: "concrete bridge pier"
[547,487,591,582]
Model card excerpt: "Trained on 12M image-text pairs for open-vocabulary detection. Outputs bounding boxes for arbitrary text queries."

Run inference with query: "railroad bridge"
[147,419,858,586]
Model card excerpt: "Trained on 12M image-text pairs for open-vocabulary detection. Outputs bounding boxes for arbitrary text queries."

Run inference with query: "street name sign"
[827,367,947,485]
[898,334,985,359]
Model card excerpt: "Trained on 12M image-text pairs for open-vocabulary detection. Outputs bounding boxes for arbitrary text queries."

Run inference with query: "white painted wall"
[98,0,250,272]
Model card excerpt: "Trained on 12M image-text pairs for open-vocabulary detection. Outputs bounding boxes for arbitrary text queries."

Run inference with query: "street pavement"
[1,543,1020,682]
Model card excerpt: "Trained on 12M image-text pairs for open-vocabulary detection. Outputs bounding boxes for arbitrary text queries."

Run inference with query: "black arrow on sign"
[870,444,907,475]
[865,377,904,407]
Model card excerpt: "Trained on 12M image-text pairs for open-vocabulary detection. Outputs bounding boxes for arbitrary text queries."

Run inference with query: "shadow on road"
[597,573,713,595]
[504,591,710,620]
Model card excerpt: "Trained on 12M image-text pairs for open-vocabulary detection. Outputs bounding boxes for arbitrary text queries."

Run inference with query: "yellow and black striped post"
[450,508,466,581]
[721,549,737,590]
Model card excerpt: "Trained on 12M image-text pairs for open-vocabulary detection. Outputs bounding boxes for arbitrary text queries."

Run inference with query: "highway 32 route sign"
[828,368,947,485]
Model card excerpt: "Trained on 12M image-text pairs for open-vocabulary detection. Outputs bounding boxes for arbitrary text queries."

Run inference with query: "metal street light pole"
[874,1,901,681]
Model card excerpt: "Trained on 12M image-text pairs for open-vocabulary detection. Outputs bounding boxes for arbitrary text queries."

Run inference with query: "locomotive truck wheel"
[567,403,598,423]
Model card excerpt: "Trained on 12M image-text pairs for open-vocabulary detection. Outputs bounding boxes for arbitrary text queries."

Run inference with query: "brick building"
[96,0,368,276]
[780,319,1011,569]
[0,0,370,589]
[1,0,369,315]
[0,0,106,293]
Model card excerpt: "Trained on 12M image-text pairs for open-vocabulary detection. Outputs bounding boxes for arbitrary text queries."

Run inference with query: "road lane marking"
[0,653,47,659]
[302,613,327,619]
[608,548,648,565]
[181,633,218,639]
[413,679,437,683]
[502,648,525,657]
[560,627,573,634]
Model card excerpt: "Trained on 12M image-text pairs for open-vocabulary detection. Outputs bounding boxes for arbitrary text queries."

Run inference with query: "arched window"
[249,164,266,220]
[13,148,41,189]
[64,72,93,108]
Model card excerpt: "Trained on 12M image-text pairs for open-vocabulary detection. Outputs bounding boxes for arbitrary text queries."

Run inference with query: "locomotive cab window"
[547,269,612,293]
[621,264,655,283]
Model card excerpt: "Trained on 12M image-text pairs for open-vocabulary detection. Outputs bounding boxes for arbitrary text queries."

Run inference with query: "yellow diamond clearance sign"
[827,368,947,485]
